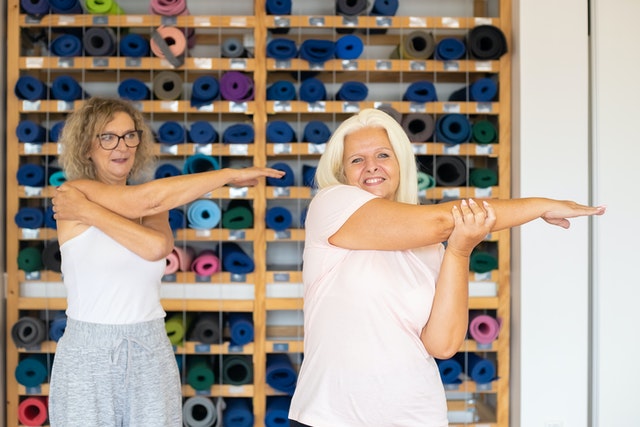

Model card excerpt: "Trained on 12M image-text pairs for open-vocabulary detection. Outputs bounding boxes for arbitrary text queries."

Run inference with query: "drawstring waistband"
[111,337,152,383]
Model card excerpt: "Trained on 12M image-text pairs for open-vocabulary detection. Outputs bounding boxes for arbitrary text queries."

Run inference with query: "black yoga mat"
[222,355,254,385]
[11,316,47,348]
[467,25,508,60]
[83,27,117,57]
[422,156,468,187]
[190,313,221,344]
[42,240,62,273]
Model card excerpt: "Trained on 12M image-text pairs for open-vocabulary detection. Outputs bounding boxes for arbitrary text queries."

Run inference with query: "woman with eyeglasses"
[48,97,284,427]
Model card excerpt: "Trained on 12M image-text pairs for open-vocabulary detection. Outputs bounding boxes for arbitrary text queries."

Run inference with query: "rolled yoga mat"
[298,77,326,103]
[222,355,254,385]
[165,312,194,346]
[187,200,222,230]
[14,76,48,101]
[266,38,298,61]
[187,356,215,391]
[401,113,435,142]
[266,162,294,187]
[190,75,219,107]
[390,30,436,59]
[266,0,291,14]
[468,312,501,345]
[435,357,463,384]
[335,34,364,60]
[335,81,368,101]
[190,250,220,276]
[377,105,402,123]
[84,0,124,14]
[155,163,182,179]
[228,313,254,346]
[44,205,57,229]
[11,316,47,348]
[403,81,437,103]
[50,34,83,57]
[298,39,335,64]
[265,396,291,427]
[118,78,150,101]
[417,171,436,191]
[435,37,467,60]
[17,164,46,187]
[303,121,331,144]
[470,168,498,188]
[51,75,88,102]
[435,114,472,145]
[472,120,497,144]
[83,27,117,56]
[183,153,220,173]
[18,246,44,273]
[49,0,83,13]
[221,37,247,58]
[182,395,217,427]
[335,0,367,15]
[223,398,254,427]
[266,120,297,143]
[15,354,50,387]
[219,242,254,274]
[453,352,497,384]
[467,25,508,60]
[49,314,67,342]
[449,77,498,103]
[157,121,186,145]
[150,25,187,67]
[425,156,468,187]
[164,245,195,275]
[18,396,48,426]
[153,70,183,100]
[302,164,317,188]
[266,354,297,394]
[149,0,188,15]
[42,240,62,273]
[188,121,218,144]
[21,0,50,15]
[17,120,47,143]
[219,71,254,102]
[190,312,221,344]
[265,206,293,231]
[370,0,399,15]
[222,200,254,230]
[222,124,254,144]
[168,209,186,230]
[49,122,65,143]
[47,168,64,186]
[266,80,296,101]
[119,33,150,57]
[470,250,498,273]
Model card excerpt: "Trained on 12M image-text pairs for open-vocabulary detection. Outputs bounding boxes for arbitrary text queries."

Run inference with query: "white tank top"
[60,226,166,324]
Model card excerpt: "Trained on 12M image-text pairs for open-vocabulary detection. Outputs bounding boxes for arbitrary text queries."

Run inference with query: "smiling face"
[342,126,400,200]
[88,111,138,185]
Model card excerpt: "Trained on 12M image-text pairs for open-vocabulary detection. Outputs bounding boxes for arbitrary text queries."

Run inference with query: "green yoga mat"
[222,355,254,385]
[18,247,43,273]
[417,171,436,191]
[165,312,194,346]
[222,200,254,230]
[470,168,498,188]
[84,0,124,14]
[187,356,216,391]
[472,120,497,144]
[470,251,498,273]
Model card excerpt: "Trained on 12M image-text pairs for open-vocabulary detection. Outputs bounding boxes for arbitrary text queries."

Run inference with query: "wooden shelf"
[266,100,501,115]
[18,99,256,114]
[267,58,500,73]
[264,15,501,30]
[20,14,257,28]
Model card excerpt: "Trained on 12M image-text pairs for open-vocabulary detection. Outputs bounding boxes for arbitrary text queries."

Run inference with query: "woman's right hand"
[226,167,286,187]
[541,200,606,229]
[52,184,92,222]
[446,199,497,257]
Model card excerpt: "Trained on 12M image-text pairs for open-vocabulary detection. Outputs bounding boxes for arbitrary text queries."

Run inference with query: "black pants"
[289,420,312,427]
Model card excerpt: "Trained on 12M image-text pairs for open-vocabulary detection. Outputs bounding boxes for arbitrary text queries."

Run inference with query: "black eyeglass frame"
[95,130,143,150]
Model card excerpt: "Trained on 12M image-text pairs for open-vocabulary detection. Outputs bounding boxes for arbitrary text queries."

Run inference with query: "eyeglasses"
[96,130,143,150]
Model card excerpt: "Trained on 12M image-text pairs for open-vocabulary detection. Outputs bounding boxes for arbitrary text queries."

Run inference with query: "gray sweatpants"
[49,318,182,427]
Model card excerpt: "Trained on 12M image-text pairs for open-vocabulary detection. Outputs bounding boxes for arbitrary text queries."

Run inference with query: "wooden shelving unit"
[5,0,511,426]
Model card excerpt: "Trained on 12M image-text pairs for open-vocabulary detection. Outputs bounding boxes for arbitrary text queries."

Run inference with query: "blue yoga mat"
[15,76,48,101]
[266,121,296,143]
[191,75,220,107]
[265,0,291,14]
[435,114,472,145]
[119,33,150,57]
[48,170,66,186]
[188,121,218,144]
[220,242,254,274]
[49,122,64,142]
[298,39,335,64]
[266,162,294,187]
[44,205,57,229]
[336,81,368,101]
[453,352,497,384]
[155,163,182,179]
[302,165,317,188]
[168,209,186,230]
[435,38,467,60]
[265,397,291,427]
[436,358,463,384]
[403,81,438,103]
[228,313,254,346]
[450,77,498,102]
[266,38,298,60]
[15,355,49,387]
[49,0,83,13]
[49,315,67,342]
[222,124,254,144]
[15,207,45,229]
[51,75,87,102]
[183,154,220,174]
[266,354,297,394]
[266,80,296,101]
[17,120,47,143]
[303,121,331,144]
[265,206,292,231]
[370,0,398,15]
[21,0,50,15]
[50,34,83,57]
[17,164,46,187]
[157,121,186,145]
[187,200,222,230]
[299,77,326,103]
[118,78,150,101]
[335,35,363,59]
[223,398,254,427]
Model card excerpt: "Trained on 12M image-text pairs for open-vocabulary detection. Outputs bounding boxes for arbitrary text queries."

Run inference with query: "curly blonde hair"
[58,97,155,183]
[315,108,419,204]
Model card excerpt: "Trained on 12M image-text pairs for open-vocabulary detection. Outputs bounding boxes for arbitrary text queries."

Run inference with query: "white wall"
[513,0,640,426]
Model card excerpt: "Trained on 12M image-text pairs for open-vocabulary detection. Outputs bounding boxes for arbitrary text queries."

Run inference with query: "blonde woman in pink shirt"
[288,108,605,427]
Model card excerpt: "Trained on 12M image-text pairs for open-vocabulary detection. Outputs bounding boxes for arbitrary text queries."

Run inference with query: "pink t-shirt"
[289,185,448,427]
